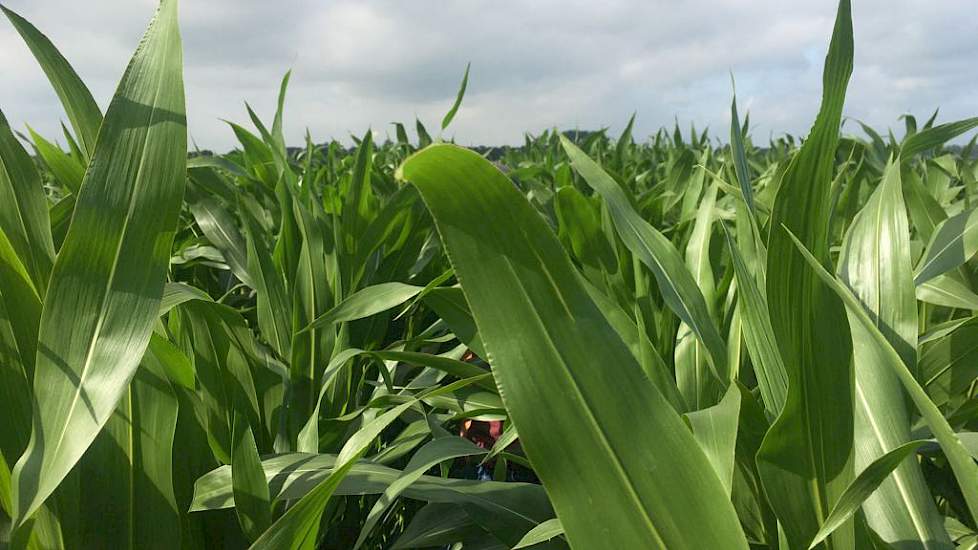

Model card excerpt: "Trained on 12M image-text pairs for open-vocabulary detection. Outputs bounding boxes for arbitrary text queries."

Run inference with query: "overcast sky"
[1,0,976,151]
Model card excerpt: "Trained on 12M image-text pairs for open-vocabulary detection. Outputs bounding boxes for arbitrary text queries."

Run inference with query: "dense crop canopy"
[2,0,978,548]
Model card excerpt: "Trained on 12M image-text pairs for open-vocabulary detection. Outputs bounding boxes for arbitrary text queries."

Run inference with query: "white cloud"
[1,0,975,150]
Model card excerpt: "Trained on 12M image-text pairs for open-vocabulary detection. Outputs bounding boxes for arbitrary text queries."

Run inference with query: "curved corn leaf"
[0,228,40,474]
[808,441,930,549]
[26,126,84,194]
[902,117,978,160]
[675,181,721,407]
[10,0,186,525]
[160,282,212,315]
[190,452,553,515]
[0,5,102,160]
[917,274,978,310]
[298,347,495,452]
[513,518,565,549]
[914,207,978,286]
[399,143,748,549]
[919,318,978,409]
[441,62,470,131]
[300,282,424,334]
[243,208,291,358]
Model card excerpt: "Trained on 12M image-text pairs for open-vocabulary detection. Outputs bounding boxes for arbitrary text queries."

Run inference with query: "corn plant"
[2,0,978,548]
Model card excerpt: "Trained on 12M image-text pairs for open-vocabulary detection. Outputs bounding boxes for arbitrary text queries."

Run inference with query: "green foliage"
[2,1,978,548]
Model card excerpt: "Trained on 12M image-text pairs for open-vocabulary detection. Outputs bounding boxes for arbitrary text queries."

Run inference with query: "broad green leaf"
[297,347,495,452]
[685,384,741,495]
[554,185,617,280]
[0,5,102,160]
[399,144,748,549]
[248,456,357,550]
[10,0,186,525]
[903,171,947,244]
[838,159,950,548]
[579,275,685,412]
[191,451,547,508]
[0,227,42,378]
[191,452,556,546]
[227,122,277,187]
[757,1,856,547]
[159,281,211,315]
[0,234,38,481]
[145,332,195,390]
[422,287,486,358]
[786,228,978,528]
[339,130,375,287]
[416,118,433,148]
[615,112,636,167]
[177,301,263,464]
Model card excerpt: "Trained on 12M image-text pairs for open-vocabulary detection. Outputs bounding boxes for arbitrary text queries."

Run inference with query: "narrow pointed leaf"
[513,518,565,549]
[10,0,186,524]
[441,62,470,131]
[560,135,728,382]
[0,110,55,293]
[0,5,102,159]
[808,441,930,549]
[914,207,978,286]
[301,282,424,333]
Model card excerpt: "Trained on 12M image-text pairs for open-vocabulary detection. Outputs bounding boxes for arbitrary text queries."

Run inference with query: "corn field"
[2,0,978,548]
